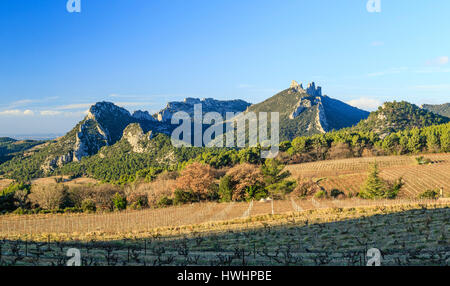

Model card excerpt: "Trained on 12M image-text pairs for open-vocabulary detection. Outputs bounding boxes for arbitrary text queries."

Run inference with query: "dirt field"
[0,197,447,238]
[0,203,448,266]
[286,153,450,198]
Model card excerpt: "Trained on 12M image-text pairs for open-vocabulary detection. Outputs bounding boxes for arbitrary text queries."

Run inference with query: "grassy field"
[0,202,448,266]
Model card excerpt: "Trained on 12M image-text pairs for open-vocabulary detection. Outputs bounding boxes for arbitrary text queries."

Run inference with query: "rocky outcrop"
[155,98,251,122]
[122,123,153,153]
[87,102,134,144]
[73,119,109,161]
[132,110,157,122]
[41,152,75,173]
[306,82,322,97]
[290,95,329,133]
[289,81,322,97]
[315,100,329,133]
[290,80,304,93]
[289,97,313,119]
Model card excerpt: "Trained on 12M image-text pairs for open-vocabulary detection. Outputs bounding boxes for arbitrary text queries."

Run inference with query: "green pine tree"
[359,162,388,199]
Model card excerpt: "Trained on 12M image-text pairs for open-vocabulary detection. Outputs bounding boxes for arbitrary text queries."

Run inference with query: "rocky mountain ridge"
[38,98,251,172]
[155,98,251,122]
[247,81,370,140]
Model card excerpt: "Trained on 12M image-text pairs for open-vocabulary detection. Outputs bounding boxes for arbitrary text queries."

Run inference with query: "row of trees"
[0,182,150,215]
[281,122,450,162]
[158,160,295,206]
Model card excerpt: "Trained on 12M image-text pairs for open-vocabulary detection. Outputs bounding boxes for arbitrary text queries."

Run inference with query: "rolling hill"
[0,138,44,165]
[354,101,449,137]
[422,103,450,118]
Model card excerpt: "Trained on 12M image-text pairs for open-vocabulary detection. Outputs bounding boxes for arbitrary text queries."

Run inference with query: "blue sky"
[1,0,450,137]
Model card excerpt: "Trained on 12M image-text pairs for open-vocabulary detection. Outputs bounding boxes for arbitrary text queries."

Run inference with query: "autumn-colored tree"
[175,162,217,201]
[226,163,265,201]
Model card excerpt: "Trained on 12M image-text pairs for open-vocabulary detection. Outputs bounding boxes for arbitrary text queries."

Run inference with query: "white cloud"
[0,110,22,116]
[10,99,36,107]
[0,109,35,116]
[426,56,449,66]
[346,97,382,111]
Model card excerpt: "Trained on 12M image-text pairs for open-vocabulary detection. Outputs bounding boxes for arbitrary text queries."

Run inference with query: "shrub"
[157,196,173,208]
[246,185,269,201]
[415,156,432,165]
[292,177,321,198]
[330,189,345,199]
[127,192,149,210]
[173,189,197,205]
[218,175,233,202]
[265,180,296,199]
[278,141,292,152]
[12,207,27,215]
[63,207,82,213]
[418,189,440,199]
[91,185,122,211]
[385,178,404,199]
[81,199,96,213]
[0,182,31,212]
[314,190,328,199]
[134,177,175,208]
[112,192,127,211]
